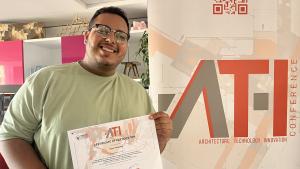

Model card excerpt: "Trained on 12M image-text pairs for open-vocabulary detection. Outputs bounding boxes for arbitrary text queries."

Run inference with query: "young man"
[0,7,172,169]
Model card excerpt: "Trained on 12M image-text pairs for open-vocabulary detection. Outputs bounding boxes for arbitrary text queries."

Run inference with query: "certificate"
[68,115,163,169]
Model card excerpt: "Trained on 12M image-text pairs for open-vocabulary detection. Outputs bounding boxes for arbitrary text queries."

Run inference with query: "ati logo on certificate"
[105,126,122,138]
[68,115,163,169]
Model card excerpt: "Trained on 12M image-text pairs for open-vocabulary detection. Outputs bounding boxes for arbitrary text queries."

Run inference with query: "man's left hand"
[149,112,173,153]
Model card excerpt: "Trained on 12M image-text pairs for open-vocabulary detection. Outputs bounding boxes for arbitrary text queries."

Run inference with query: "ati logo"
[171,60,288,138]
[106,126,122,138]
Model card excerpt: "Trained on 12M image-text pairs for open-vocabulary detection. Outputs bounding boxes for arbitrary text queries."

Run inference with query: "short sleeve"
[0,78,43,143]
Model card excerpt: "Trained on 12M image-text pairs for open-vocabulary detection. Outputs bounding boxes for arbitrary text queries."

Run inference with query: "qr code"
[213,0,248,15]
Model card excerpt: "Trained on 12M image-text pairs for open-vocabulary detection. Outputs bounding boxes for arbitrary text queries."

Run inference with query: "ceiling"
[0,0,147,27]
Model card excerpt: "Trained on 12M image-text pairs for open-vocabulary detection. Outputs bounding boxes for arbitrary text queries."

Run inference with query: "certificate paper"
[68,115,163,169]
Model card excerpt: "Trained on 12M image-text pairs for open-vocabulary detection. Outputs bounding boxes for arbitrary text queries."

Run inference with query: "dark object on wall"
[0,94,3,123]
[0,22,45,41]
[0,93,14,124]
[0,85,20,94]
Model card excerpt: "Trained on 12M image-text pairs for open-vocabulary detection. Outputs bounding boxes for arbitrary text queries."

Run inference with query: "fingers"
[150,112,173,153]
[155,123,173,130]
[154,117,172,124]
[149,111,169,120]
[149,112,173,133]
[156,130,172,137]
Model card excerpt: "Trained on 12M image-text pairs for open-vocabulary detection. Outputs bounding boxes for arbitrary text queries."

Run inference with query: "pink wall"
[0,40,24,85]
[61,35,85,63]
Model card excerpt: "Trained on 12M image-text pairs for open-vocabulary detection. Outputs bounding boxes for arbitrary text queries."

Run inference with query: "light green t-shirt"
[0,62,155,169]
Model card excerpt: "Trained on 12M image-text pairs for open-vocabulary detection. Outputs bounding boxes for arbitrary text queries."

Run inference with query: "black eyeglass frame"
[89,24,130,42]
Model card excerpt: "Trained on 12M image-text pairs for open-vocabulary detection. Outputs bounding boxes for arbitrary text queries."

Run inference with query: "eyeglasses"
[91,24,129,44]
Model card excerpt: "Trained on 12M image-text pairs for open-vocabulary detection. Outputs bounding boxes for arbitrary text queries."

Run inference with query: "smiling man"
[0,7,172,169]
[81,11,129,76]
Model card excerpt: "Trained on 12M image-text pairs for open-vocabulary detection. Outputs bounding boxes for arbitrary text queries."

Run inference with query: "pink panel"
[0,40,24,85]
[61,35,85,64]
